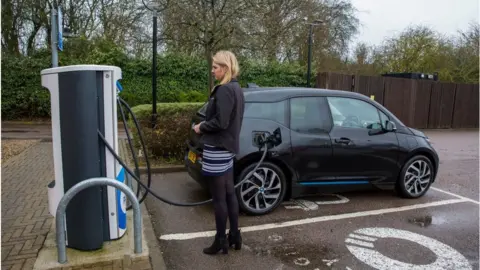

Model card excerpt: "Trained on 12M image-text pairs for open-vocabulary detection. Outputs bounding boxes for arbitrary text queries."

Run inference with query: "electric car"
[184,86,439,216]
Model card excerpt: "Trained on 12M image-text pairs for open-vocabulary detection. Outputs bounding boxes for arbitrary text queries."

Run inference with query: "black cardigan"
[199,79,245,154]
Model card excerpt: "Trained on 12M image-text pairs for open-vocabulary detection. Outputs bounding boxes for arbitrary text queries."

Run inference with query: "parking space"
[145,130,479,270]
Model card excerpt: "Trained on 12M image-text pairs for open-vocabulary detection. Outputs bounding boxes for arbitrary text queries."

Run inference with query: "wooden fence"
[315,72,479,129]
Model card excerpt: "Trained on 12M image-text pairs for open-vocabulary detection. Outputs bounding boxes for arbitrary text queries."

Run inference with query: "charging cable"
[99,96,271,207]
[117,97,152,209]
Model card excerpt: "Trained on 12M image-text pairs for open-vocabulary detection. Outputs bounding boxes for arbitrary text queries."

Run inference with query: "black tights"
[209,169,239,237]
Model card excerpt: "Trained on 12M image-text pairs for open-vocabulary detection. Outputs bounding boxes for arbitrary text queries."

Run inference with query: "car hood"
[408,127,427,138]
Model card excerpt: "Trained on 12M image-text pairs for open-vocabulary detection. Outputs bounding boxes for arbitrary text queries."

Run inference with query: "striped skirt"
[201,144,235,176]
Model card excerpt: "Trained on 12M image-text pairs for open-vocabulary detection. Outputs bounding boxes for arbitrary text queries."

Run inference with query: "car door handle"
[335,138,351,144]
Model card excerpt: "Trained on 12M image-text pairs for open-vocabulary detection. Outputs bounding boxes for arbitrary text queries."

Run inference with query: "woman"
[193,50,245,255]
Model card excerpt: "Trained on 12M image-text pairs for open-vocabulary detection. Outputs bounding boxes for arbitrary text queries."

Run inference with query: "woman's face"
[212,63,226,81]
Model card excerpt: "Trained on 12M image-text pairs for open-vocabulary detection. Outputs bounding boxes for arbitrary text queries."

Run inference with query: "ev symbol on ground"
[345,227,472,270]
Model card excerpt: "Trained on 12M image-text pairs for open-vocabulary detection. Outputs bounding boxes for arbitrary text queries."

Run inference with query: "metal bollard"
[55,177,142,264]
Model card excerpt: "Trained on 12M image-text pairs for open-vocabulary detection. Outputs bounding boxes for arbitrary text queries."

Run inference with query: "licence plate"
[188,151,196,163]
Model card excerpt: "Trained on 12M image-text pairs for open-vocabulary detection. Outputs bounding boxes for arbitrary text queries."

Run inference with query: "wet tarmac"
[144,130,479,270]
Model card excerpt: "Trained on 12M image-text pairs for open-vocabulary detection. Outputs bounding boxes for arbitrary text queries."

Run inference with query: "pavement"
[145,129,480,270]
[1,142,55,270]
[0,123,153,270]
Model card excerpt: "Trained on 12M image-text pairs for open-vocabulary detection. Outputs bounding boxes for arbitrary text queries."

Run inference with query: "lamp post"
[151,7,158,128]
[144,1,161,128]
[306,19,324,88]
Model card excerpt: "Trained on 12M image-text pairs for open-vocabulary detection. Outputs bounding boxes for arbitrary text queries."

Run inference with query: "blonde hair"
[212,50,240,85]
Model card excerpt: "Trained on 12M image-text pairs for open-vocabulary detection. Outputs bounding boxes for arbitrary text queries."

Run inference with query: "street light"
[144,1,160,128]
[305,19,324,88]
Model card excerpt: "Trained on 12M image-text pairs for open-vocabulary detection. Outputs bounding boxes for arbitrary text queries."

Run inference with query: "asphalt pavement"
[143,129,480,270]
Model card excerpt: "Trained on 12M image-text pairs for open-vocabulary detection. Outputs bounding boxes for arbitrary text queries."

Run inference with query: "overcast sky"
[349,0,479,47]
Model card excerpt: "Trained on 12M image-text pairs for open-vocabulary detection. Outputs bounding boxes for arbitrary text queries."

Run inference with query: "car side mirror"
[385,120,397,132]
[368,122,389,136]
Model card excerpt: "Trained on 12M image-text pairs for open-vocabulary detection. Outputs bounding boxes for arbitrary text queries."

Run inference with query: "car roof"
[242,87,369,103]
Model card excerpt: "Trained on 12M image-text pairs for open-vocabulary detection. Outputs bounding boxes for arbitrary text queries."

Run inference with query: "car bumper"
[184,144,209,191]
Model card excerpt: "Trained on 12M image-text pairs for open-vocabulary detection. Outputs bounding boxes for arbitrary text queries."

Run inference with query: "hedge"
[128,102,204,163]
[1,41,310,120]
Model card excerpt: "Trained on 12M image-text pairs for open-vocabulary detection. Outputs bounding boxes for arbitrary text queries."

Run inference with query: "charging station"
[42,65,127,251]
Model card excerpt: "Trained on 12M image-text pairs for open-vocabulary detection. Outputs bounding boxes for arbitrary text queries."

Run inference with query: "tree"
[160,0,360,88]
[449,22,479,83]
[363,23,479,83]
[161,0,252,89]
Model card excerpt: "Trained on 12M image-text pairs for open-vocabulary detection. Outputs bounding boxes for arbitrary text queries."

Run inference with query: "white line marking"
[431,187,479,205]
[345,238,374,248]
[159,198,466,241]
[349,233,377,241]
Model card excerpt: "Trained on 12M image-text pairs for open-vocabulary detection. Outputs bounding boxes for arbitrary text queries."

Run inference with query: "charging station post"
[42,65,128,251]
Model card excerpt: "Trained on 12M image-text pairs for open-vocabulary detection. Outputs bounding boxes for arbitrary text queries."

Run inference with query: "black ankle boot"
[227,229,242,250]
[203,234,228,255]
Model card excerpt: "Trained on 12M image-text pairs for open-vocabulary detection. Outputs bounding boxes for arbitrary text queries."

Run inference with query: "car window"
[379,110,390,128]
[290,97,332,134]
[327,97,383,129]
[244,101,286,125]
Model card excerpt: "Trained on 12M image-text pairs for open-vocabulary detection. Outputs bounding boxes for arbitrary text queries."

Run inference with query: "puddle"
[408,215,447,227]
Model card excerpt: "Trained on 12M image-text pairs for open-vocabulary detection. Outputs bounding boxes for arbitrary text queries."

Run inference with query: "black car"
[185,86,439,215]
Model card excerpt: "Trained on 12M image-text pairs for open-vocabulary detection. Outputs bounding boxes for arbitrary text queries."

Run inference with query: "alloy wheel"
[404,160,431,196]
[239,167,282,213]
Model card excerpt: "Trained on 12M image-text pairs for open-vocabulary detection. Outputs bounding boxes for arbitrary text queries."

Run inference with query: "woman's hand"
[193,122,202,134]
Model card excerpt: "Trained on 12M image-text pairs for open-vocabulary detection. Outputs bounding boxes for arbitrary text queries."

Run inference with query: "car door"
[289,96,334,183]
[326,96,400,183]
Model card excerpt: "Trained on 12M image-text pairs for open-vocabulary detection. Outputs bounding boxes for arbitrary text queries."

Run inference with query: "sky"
[349,0,479,47]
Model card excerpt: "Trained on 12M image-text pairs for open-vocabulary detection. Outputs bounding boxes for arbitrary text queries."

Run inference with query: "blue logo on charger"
[116,167,127,230]
[116,81,123,92]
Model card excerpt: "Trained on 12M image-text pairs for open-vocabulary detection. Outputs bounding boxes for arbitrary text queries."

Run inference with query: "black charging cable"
[117,97,152,208]
[98,130,269,206]
[99,98,271,207]
[117,98,141,208]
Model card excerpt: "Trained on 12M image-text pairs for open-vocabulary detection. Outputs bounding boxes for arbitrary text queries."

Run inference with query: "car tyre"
[236,161,287,216]
[396,155,434,198]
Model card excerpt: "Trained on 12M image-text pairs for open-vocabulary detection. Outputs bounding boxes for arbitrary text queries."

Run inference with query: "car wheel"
[396,155,434,198]
[236,161,287,216]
